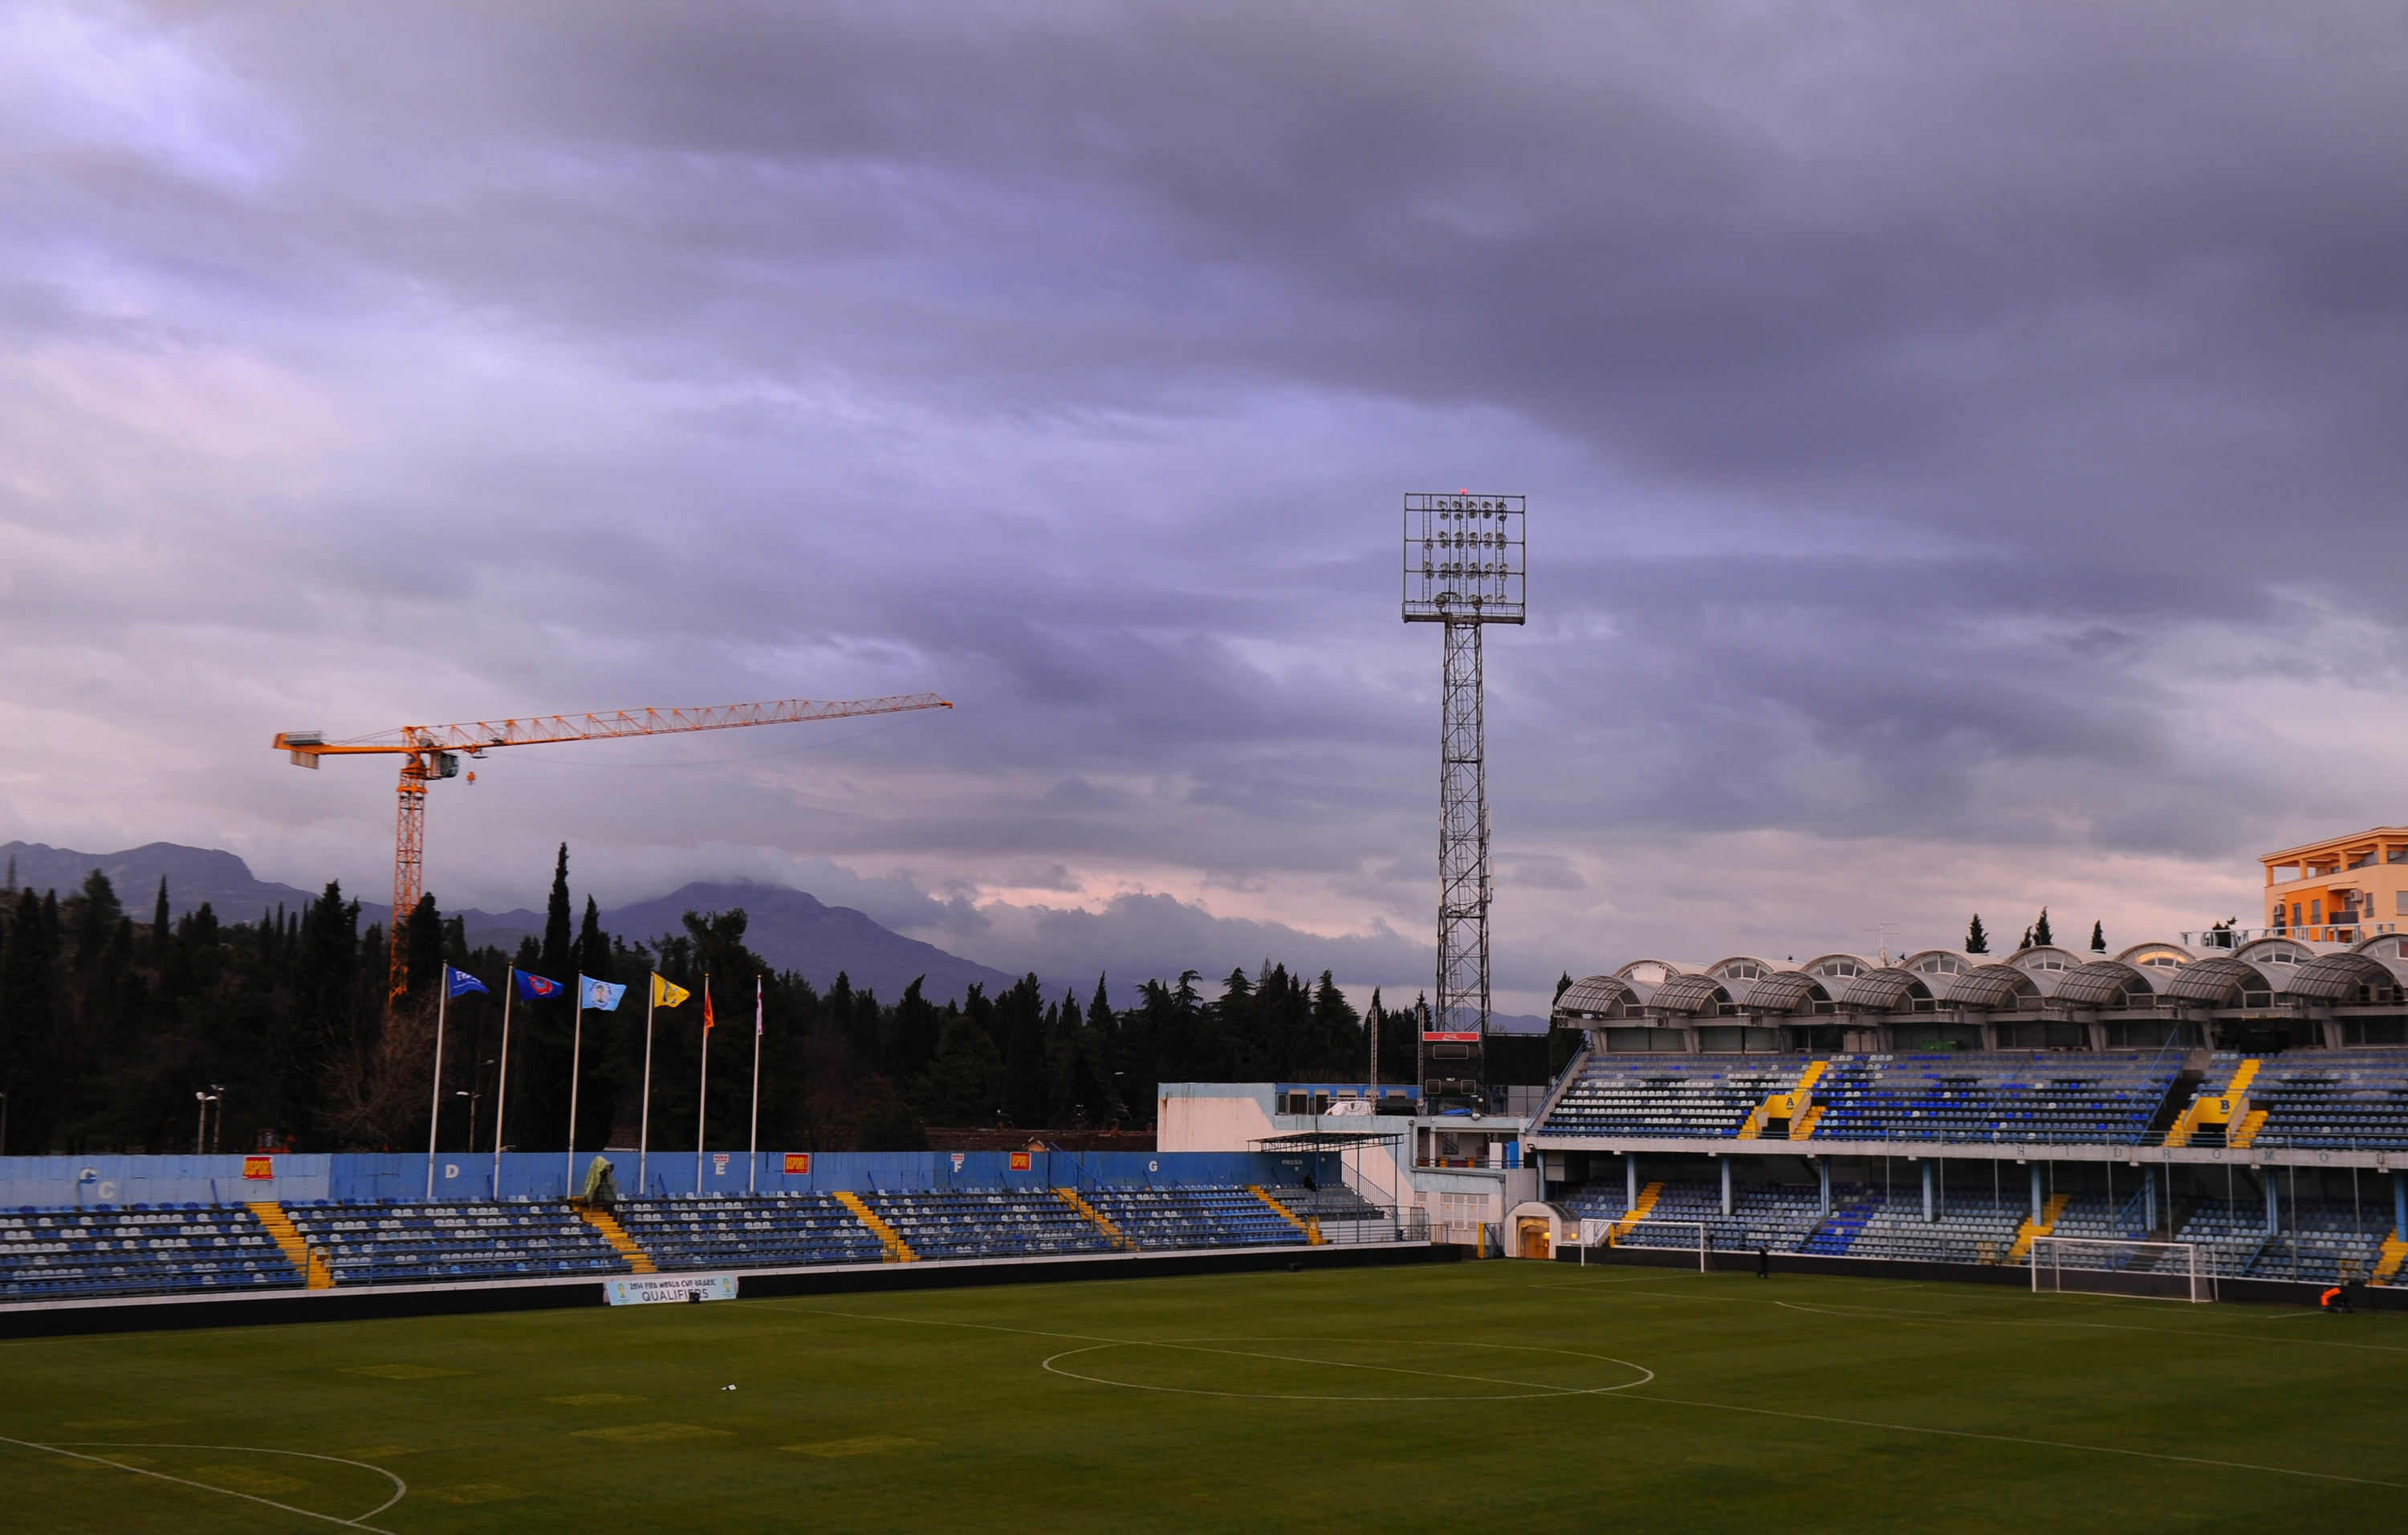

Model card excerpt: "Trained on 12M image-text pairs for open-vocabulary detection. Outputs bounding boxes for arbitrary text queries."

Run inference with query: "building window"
[2395,891,2408,915]
[2312,898,2323,924]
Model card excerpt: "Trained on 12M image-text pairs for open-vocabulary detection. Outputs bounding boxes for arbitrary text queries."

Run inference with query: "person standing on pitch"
[1757,1245,1771,1280]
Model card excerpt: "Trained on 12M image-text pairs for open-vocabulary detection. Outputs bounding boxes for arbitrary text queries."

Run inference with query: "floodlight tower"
[1402,492,1525,1103]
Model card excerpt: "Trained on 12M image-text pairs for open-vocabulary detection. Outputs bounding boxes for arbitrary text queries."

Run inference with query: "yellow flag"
[652,973,690,1008]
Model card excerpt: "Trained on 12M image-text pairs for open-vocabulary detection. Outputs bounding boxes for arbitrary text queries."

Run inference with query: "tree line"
[0,846,1426,1156]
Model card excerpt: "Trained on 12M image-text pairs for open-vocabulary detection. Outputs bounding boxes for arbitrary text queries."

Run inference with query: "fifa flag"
[652,974,690,1009]
[445,967,489,999]
[580,976,627,1012]
[516,971,564,1001]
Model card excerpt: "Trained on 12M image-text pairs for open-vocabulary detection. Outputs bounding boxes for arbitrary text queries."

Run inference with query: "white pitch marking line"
[0,1434,401,1531]
[1040,1339,1653,1403]
[1767,1297,2408,1354]
[1605,1391,2402,1488]
[61,1443,410,1521]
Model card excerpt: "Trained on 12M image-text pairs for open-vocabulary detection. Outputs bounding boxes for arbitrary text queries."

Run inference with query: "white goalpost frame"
[1585,1219,1712,1272]
[2029,1235,2213,1304]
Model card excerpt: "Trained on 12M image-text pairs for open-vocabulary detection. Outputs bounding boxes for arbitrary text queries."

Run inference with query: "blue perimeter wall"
[0,1148,1325,1208]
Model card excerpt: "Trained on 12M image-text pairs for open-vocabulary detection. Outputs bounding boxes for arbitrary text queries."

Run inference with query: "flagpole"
[493,967,514,1195]
[566,984,584,1201]
[639,974,657,1197]
[696,974,711,1193]
[425,977,449,1201]
[747,974,763,1195]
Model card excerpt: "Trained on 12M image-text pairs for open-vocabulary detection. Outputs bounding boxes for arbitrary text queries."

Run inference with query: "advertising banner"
[783,1153,811,1175]
[242,1155,275,1179]
[605,1273,738,1306]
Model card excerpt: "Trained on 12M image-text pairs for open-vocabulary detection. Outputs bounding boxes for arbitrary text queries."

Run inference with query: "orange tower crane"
[273,693,953,1002]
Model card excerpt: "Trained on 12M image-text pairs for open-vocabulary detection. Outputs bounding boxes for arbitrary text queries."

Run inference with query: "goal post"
[2030,1236,2212,1304]
[1601,1219,1710,1272]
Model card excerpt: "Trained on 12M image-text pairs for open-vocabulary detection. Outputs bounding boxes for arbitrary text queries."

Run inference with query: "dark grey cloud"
[2,2,2403,998]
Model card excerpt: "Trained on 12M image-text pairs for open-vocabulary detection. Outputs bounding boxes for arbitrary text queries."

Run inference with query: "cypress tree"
[1965,914,1990,954]
[1000,974,1047,1126]
[2090,920,2106,952]
[539,845,573,981]
[151,877,170,963]
[283,882,358,1138]
[403,894,445,999]
[2033,909,2054,947]
[0,889,57,1151]
[890,976,940,1082]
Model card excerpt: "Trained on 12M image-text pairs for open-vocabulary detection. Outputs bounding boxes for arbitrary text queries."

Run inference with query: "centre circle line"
[1039,1338,1654,1402]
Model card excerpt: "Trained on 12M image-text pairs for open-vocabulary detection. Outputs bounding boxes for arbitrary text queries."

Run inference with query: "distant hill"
[0,841,1012,1007]
[1,841,339,924]
[604,882,1015,1005]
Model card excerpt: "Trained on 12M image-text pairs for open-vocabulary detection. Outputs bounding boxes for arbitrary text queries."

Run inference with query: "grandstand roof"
[1942,964,2040,1010]
[2282,951,2398,1002]
[2048,960,2150,1008]
[1834,967,1932,1012]
[1735,971,1828,1013]
[1644,973,1731,1016]
[1554,974,1640,1020]
[2162,955,2269,1004]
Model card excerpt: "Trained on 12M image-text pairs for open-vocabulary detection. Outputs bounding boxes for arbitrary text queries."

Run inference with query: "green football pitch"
[4,1261,2400,1532]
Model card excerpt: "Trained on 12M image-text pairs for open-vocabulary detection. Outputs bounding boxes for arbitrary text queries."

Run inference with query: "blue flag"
[580,976,627,1012]
[445,967,489,999]
[515,971,565,1001]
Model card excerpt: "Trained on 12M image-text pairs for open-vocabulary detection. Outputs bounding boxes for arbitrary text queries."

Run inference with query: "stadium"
[10,7,2408,1529]
[6,913,2407,1528]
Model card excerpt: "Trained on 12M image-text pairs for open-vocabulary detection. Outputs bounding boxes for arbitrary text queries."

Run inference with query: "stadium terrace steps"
[1540,1051,2185,1145]
[0,1185,1392,1305]
[1082,1186,1312,1250]
[834,1191,917,1262]
[2007,1193,2073,1264]
[616,1195,889,1270]
[571,1203,656,1272]
[859,1189,1113,1260]
[250,1202,334,1289]
[0,1204,304,1300]
[1739,1061,1828,1141]
[1055,1188,1129,1249]
[2168,1058,2260,1146]
[1610,1182,1664,1241]
[2376,1234,2407,1285]
[282,1201,631,1286]
[1248,1186,1322,1244]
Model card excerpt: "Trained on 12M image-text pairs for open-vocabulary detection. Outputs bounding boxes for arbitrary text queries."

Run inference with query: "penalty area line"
[0,1434,401,1531]
[1607,1394,2398,1488]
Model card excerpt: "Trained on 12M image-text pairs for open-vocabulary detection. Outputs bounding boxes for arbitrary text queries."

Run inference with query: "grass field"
[4,1260,2402,1532]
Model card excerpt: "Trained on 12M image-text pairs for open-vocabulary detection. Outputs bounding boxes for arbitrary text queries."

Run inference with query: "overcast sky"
[4,2,2404,1013]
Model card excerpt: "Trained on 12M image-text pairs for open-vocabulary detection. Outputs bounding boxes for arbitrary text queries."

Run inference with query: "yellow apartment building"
[2263,826,2408,940]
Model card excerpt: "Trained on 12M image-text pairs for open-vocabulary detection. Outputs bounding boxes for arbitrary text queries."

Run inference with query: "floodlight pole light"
[1401,492,1525,1103]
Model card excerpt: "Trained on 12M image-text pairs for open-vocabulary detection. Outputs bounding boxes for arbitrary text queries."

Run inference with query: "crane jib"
[267,692,953,1003]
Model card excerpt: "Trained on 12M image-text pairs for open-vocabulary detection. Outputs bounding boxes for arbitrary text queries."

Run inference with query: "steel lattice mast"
[1403,494,1524,1101]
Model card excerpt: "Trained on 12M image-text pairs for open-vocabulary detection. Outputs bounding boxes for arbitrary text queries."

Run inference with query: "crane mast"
[274,692,952,1003]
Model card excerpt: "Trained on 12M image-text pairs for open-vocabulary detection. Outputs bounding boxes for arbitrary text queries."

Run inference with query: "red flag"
[703,981,715,1034]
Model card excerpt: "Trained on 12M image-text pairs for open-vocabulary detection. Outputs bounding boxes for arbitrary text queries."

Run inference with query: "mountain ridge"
[0,841,1015,1004]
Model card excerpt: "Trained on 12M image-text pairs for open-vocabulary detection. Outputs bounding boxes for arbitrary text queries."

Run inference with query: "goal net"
[2029,1236,2211,1303]
[1579,1219,1711,1271]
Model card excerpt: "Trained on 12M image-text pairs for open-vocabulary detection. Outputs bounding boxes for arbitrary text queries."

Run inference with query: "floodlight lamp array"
[1403,492,1525,623]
